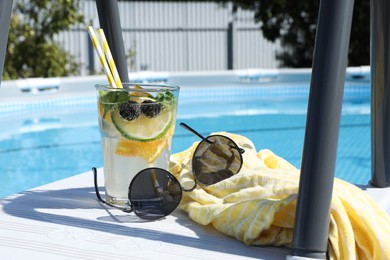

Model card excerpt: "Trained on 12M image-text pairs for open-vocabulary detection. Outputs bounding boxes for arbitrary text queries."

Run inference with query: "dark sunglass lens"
[192,135,243,185]
[128,168,182,220]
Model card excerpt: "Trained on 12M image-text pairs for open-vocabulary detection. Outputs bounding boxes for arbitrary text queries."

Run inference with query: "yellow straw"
[87,26,115,88]
[98,29,123,89]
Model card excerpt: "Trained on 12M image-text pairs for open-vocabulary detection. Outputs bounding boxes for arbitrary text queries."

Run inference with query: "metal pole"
[227,21,233,70]
[87,29,95,75]
[291,0,355,258]
[95,0,129,83]
[371,0,390,188]
[0,0,13,87]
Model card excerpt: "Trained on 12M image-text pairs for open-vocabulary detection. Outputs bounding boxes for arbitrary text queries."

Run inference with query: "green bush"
[3,0,84,80]
[220,0,369,68]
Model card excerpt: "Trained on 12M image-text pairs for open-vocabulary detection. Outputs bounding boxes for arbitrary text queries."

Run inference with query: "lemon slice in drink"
[116,128,173,163]
[111,108,173,142]
[130,85,154,98]
[129,96,155,103]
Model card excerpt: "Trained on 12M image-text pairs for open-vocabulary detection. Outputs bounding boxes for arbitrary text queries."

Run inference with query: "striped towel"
[169,132,390,260]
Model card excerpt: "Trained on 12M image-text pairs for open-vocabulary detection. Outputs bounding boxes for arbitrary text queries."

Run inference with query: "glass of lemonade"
[95,83,179,205]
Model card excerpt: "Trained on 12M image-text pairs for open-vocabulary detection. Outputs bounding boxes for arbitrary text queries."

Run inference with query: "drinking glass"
[95,83,179,205]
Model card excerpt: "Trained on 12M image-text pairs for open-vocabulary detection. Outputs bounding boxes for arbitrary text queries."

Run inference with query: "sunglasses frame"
[128,167,183,220]
[191,134,244,186]
[93,167,185,219]
[92,122,245,220]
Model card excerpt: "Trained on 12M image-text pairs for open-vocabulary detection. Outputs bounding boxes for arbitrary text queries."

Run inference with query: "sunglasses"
[92,122,245,220]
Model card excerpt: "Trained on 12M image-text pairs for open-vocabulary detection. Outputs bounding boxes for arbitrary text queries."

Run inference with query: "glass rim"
[95,83,180,92]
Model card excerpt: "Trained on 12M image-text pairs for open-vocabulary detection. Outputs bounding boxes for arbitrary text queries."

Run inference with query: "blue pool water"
[0,83,371,198]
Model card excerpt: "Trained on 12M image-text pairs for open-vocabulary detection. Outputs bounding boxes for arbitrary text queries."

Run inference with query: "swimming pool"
[0,73,371,198]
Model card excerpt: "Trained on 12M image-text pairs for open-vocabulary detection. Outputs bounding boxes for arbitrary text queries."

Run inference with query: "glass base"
[105,193,130,207]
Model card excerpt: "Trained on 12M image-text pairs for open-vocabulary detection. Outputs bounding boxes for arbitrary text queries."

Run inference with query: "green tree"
[3,0,84,80]
[220,0,369,68]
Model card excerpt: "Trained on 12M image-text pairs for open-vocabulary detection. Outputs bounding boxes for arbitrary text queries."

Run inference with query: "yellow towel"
[169,132,390,260]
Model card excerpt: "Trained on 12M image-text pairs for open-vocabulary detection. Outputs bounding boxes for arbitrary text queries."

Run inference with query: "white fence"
[55,1,282,75]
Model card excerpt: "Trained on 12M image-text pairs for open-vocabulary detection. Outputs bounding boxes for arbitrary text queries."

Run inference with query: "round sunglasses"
[92,122,245,220]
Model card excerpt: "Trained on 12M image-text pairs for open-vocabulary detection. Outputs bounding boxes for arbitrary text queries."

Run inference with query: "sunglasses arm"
[180,122,245,154]
[92,167,133,213]
[180,122,206,140]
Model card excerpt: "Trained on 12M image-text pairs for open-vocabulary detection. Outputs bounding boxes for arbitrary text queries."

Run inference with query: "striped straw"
[87,26,115,87]
[97,29,123,88]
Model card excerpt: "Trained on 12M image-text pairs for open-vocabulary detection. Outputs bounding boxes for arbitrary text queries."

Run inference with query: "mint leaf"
[99,90,129,104]
[156,91,175,110]
[99,91,129,117]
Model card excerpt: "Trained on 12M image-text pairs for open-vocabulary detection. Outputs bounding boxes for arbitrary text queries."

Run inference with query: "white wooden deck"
[0,167,389,260]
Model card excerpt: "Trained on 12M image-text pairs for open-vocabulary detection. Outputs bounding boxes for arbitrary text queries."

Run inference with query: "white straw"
[98,29,123,88]
[87,26,115,87]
